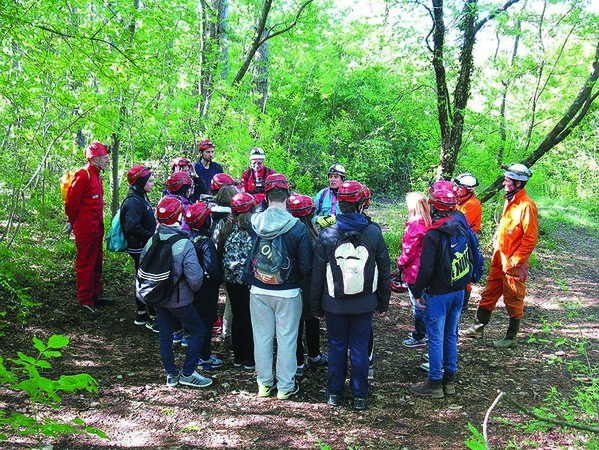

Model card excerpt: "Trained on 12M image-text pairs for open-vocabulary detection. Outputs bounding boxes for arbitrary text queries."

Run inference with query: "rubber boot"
[494,317,521,348]
[460,308,492,338]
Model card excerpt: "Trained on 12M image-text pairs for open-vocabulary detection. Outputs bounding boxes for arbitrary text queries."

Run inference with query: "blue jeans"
[325,311,373,399]
[408,286,427,340]
[156,304,205,377]
[423,291,463,381]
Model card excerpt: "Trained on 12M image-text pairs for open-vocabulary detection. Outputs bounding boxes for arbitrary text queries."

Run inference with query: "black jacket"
[121,187,156,253]
[411,211,469,299]
[310,213,391,317]
[190,228,223,289]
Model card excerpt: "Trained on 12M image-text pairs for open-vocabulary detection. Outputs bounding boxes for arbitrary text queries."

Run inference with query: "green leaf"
[47,335,69,349]
[32,337,46,353]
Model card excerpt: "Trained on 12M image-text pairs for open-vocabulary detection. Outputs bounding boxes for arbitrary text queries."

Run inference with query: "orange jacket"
[494,189,538,272]
[457,194,482,233]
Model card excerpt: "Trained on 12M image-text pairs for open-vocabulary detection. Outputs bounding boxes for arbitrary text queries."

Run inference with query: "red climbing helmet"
[198,140,215,152]
[337,181,366,203]
[127,165,152,186]
[287,193,315,217]
[171,157,193,170]
[389,271,408,293]
[264,173,290,192]
[230,193,256,213]
[185,202,211,229]
[211,173,237,191]
[84,141,109,159]
[428,180,458,211]
[166,172,193,193]
[156,196,184,224]
[361,184,371,208]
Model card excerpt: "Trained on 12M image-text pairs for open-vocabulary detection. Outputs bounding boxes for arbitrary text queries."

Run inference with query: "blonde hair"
[405,192,432,227]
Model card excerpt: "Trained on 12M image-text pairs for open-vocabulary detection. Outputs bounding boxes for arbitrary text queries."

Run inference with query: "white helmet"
[454,173,479,189]
[249,147,266,161]
[503,163,532,181]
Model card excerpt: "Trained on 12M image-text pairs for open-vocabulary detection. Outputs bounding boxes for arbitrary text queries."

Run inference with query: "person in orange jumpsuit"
[64,142,111,319]
[461,164,538,348]
[454,173,483,309]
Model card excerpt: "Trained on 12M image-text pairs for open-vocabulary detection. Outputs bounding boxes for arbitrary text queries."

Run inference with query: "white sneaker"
[178,371,213,388]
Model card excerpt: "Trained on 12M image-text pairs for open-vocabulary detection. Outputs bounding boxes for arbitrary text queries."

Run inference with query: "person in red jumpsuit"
[241,147,275,209]
[64,141,112,318]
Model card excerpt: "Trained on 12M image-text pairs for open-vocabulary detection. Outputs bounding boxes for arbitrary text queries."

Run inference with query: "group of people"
[64,139,538,409]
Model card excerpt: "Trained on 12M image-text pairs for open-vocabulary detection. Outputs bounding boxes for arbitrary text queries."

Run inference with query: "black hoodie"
[412,210,469,299]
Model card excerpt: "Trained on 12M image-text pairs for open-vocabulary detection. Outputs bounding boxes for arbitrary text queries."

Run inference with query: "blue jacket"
[313,187,341,221]
[194,160,224,195]
[310,213,391,316]
[241,207,313,290]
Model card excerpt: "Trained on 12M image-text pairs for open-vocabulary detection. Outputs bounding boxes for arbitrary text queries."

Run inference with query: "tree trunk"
[110,133,120,217]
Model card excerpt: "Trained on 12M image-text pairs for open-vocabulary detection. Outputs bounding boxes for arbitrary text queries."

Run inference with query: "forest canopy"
[0,0,598,222]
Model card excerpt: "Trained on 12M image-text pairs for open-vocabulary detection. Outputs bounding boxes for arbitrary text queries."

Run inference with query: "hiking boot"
[95,294,115,307]
[166,372,179,388]
[402,335,427,348]
[198,355,223,370]
[296,364,305,377]
[443,373,456,395]
[307,353,328,367]
[172,330,184,344]
[178,371,213,388]
[80,304,101,319]
[353,397,367,410]
[258,383,274,398]
[327,394,341,407]
[410,379,444,399]
[460,308,492,338]
[494,318,520,348]
[134,312,149,326]
[145,318,160,333]
[277,381,300,400]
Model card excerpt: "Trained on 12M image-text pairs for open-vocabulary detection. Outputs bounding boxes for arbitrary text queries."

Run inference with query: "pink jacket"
[397,219,429,284]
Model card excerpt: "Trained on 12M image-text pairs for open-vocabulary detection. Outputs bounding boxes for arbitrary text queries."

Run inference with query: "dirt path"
[1,213,597,449]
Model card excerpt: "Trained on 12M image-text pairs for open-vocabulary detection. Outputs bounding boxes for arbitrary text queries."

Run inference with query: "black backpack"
[327,228,377,298]
[453,214,485,283]
[434,217,474,288]
[136,234,187,308]
[250,235,291,285]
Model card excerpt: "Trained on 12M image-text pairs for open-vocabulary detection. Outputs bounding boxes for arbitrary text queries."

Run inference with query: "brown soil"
[1,218,597,449]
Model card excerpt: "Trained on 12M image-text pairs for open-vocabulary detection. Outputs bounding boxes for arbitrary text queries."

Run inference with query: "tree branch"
[475,0,522,33]
[257,0,315,47]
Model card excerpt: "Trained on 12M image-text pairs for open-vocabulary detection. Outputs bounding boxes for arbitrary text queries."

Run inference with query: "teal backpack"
[106,209,128,252]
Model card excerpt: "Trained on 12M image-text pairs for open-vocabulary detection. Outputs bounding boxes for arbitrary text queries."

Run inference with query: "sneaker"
[80,304,101,319]
[166,372,179,387]
[181,335,190,347]
[410,379,444,399]
[306,353,328,367]
[95,294,115,307]
[198,355,223,370]
[233,359,244,368]
[145,318,160,333]
[258,383,274,398]
[368,364,374,380]
[296,364,305,377]
[173,331,184,344]
[402,335,427,348]
[243,361,256,371]
[178,371,213,388]
[327,394,341,407]
[134,312,149,326]
[354,397,367,410]
[422,352,429,362]
[277,381,300,400]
